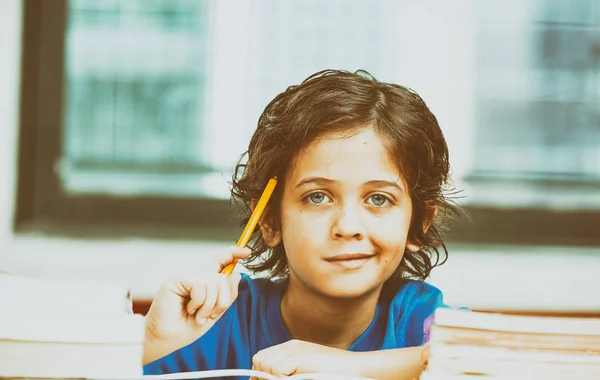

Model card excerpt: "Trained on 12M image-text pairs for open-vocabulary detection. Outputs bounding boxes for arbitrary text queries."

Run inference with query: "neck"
[280,275,381,350]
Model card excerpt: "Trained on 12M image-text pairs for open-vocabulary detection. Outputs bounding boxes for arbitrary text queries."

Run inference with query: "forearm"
[353,346,429,380]
[143,329,176,366]
[142,317,186,366]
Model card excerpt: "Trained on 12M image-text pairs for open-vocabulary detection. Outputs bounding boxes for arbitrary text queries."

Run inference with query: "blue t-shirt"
[144,274,445,375]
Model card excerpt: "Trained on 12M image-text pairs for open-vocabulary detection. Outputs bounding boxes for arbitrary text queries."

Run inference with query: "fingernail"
[198,318,207,326]
[210,312,219,319]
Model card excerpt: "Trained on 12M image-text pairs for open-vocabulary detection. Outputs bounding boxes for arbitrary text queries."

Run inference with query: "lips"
[325,253,375,270]
[325,253,375,261]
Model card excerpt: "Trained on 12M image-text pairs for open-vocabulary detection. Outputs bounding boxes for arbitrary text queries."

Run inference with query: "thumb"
[211,246,252,273]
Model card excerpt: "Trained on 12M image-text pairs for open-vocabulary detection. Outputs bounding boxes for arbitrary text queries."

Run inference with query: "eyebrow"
[294,177,405,193]
[365,180,406,193]
[294,177,335,189]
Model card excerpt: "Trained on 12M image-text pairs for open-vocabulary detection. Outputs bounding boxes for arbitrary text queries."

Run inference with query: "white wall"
[0,0,598,313]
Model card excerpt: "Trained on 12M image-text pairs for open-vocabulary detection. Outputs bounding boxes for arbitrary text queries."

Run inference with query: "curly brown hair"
[231,69,463,282]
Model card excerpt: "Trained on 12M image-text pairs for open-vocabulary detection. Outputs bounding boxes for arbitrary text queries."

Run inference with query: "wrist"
[350,350,383,379]
[344,350,370,378]
[142,327,165,365]
[142,316,176,366]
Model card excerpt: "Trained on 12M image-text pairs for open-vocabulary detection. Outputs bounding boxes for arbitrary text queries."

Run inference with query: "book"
[421,308,600,380]
[0,271,133,316]
[430,307,600,336]
[0,272,145,379]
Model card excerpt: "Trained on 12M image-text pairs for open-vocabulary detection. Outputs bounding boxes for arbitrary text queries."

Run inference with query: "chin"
[319,275,384,300]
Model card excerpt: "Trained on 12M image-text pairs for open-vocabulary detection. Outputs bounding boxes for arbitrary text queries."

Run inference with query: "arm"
[251,340,429,380]
[143,319,183,366]
[354,346,429,380]
[142,246,251,366]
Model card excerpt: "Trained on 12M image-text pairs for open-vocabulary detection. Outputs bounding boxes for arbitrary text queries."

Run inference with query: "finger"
[195,277,218,324]
[274,359,298,377]
[250,365,259,380]
[211,274,232,318]
[250,362,261,380]
[184,279,207,316]
[255,349,297,378]
[251,360,272,379]
[252,347,287,378]
[252,351,266,374]
[212,246,252,272]
[229,272,242,302]
[254,358,297,379]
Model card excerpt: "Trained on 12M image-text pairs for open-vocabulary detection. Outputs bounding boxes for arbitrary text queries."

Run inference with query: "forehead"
[287,127,403,183]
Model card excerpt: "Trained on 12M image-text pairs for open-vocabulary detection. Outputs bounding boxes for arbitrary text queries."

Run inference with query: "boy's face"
[272,127,416,299]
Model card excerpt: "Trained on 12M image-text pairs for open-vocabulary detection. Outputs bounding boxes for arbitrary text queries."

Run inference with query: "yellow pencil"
[221,177,278,276]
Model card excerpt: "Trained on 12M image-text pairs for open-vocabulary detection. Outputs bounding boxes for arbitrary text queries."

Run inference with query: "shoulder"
[396,280,444,321]
[385,278,444,309]
[398,279,443,303]
[384,279,446,346]
[238,272,270,289]
[237,273,280,301]
[233,273,284,322]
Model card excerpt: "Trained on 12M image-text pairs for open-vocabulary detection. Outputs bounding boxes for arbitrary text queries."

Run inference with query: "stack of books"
[421,308,600,379]
[0,272,145,378]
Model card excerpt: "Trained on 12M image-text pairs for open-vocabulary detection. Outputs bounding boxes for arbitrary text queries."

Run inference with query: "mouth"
[325,253,375,270]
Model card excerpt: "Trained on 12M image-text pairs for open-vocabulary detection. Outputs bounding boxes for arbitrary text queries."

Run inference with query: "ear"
[251,199,281,247]
[406,206,438,252]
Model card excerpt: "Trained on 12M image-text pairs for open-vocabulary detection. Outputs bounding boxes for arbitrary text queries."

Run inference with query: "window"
[460,0,600,245]
[17,0,236,239]
[16,0,600,246]
[471,0,600,194]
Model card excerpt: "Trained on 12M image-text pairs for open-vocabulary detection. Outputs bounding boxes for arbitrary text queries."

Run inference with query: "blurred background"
[1,0,599,315]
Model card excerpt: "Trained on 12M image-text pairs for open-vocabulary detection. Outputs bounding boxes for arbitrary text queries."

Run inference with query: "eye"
[307,192,330,204]
[367,194,391,207]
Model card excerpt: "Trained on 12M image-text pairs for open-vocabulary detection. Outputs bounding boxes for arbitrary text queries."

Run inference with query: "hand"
[143,246,251,365]
[250,340,360,379]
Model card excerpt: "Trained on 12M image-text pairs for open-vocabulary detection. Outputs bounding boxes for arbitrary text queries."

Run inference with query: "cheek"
[379,242,407,278]
[283,207,327,237]
[372,211,411,241]
[280,210,316,255]
[369,213,411,261]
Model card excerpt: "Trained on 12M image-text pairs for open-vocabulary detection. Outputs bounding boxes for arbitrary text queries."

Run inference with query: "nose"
[331,203,365,240]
